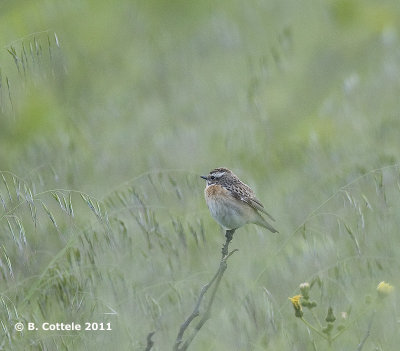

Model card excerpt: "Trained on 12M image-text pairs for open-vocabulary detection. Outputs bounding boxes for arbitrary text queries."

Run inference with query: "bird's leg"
[221,229,235,258]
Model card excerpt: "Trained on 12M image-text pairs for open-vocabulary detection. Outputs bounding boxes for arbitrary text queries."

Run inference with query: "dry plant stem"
[356,313,374,351]
[145,331,155,351]
[174,229,237,351]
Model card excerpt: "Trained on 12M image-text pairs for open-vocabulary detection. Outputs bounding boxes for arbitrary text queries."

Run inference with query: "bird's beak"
[200,175,207,180]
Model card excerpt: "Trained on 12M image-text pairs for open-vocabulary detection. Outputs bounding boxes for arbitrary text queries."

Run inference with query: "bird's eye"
[210,176,215,180]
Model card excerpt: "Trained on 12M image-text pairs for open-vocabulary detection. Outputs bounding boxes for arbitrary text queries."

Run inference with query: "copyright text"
[14,322,112,332]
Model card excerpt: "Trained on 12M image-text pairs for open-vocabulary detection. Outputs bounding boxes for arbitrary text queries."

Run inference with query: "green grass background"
[1,0,400,350]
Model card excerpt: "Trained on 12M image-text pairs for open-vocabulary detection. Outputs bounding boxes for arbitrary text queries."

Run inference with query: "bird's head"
[200,167,234,186]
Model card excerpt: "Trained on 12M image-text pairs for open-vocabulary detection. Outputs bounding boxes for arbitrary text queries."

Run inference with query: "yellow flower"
[289,295,302,309]
[377,281,394,298]
[289,295,303,317]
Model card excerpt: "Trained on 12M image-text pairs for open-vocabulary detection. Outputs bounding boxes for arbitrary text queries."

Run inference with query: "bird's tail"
[255,214,279,233]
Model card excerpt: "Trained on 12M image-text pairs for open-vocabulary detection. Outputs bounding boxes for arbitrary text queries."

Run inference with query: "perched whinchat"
[201,168,278,233]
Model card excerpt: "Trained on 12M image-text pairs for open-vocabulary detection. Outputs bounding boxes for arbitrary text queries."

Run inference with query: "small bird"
[201,168,278,234]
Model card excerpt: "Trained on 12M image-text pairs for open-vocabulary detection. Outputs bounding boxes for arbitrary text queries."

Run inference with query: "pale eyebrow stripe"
[212,172,225,178]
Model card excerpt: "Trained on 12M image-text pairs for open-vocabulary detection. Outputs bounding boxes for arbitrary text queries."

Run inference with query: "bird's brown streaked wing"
[229,181,255,198]
[228,184,276,222]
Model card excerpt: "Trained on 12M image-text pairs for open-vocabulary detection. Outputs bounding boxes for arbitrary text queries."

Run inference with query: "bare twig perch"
[174,229,237,351]
[145,331,155,351]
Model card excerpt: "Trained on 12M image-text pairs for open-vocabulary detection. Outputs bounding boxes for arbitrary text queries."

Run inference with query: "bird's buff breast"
[204,184,248,230]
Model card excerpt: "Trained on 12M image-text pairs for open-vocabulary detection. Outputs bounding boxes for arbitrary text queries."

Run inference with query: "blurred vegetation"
[1,0,400,350]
